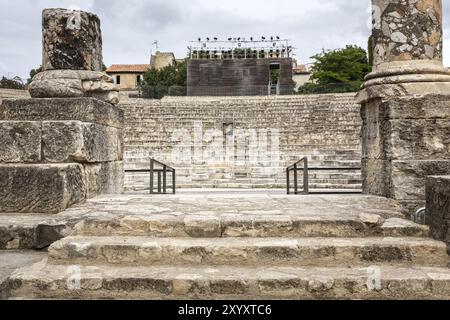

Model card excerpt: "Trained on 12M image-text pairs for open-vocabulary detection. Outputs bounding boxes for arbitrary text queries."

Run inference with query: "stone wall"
[361,94,450,213]
[0,89,30,103]
[0,98,124,214]
[121,93,362,190]
[426,175,450,248]
[358,0,450,216]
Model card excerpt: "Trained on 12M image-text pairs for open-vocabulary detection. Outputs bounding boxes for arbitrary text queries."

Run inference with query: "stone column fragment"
[42,9,102,71]
[365,0,450,88]
[357,0,450,215]
[29,9,119,105]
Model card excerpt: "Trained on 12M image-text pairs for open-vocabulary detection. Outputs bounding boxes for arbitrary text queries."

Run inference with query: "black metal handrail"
[287,157,309,195]
[150,158,176,194]
[287,157,362,195]
[124,158,176,194]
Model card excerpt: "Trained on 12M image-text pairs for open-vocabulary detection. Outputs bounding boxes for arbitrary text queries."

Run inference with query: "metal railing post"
[163,165,167,194]
[303,157,309,194]
[286,167,290,195]
[294,163,298,195]
[149,158,154,194]
[172,169,176,194]
[157,171,162,193]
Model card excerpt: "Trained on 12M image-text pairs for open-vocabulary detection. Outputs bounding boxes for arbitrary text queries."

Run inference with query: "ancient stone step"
[8,260,450,299]
[47,236,449,268]
[73,214,428,238]
[0,214,68,250]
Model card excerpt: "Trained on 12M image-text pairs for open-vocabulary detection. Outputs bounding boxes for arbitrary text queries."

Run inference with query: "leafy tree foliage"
[297,45,371,94]
[141,59,187,99]
[0,76,25,89]
[27,65,43,84]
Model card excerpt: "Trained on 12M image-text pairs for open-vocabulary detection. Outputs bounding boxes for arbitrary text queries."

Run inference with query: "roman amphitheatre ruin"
[0,0,450,300]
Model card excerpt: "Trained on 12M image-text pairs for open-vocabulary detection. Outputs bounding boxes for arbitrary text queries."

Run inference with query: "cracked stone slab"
[8,261,450,299]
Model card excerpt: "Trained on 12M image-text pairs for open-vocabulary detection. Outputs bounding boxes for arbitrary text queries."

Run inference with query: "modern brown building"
[187,58,294,96]
[105,64,150,90]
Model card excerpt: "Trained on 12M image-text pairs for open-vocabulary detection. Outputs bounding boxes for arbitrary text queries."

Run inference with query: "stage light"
[250,37,253,41]
[206,37,210,41]
[228,38,232,41]
[214,37,218,41]
[198,38,201,42]
[261,36,266,40]
[276,36,280,40]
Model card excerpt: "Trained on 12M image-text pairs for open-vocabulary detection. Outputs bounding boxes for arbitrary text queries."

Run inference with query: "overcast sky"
[0,0,449,80]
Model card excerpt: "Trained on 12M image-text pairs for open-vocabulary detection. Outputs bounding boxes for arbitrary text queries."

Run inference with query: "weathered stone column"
[357,0,450,214]
[0,9,124,215]
[29,9,119,104]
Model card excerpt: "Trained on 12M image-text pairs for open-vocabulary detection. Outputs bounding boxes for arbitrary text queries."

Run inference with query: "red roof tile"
[106,64,150,73]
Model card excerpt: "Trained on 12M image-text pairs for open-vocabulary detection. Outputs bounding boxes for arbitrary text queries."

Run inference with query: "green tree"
[298,45,371,94]
[141,59,187,99]
[0,76,25,89]
[27,65,43,84]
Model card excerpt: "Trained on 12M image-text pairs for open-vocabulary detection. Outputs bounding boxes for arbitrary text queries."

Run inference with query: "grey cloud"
[0,0,448,80]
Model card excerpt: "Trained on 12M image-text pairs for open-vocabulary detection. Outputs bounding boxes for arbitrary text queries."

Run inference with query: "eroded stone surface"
[0,98,124,129]
[9,262,450,300]
[58,192,426,238]
[84,161,124,198]
[0,164,86,214]
[28,71,120,105]
[42,9,102,71]
[2,191,447,300]
[372,0,443,66]
[0,122,41,163]
[47,235,449,267]
[28,9,120,104]
[42,121,122,163]
[360,94,450,214]
[427,176,450,245]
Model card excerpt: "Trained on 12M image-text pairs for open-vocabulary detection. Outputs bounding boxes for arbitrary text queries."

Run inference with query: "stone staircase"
[121,94,362,190]
[7,193,450,299]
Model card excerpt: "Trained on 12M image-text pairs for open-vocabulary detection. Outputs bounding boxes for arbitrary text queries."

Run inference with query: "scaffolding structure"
[188,37,293,60]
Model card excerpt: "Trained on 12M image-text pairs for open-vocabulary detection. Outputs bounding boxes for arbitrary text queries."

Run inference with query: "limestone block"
[391,161,450,200]
[28,79,84,98]
[426,176,450,244]
[28,70,120,104]
[42,9,102,71]
[361,114,384,160]
[361,96,450,161]
[0,98,123,129]
[0,164,86,214]
[33,70,111,82]
[84,161,124,198]
[86,91,120,105]
[382,95,450,120]
[34,222,71,249]
[387,119,450,160]
[42,121,121,163]
[361,159,391,197]
[0,122,41,163]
